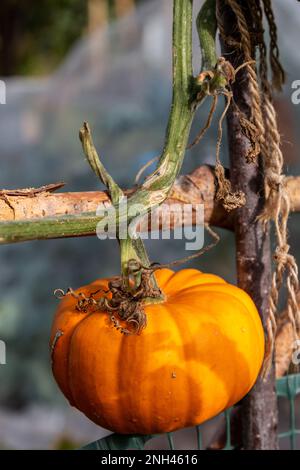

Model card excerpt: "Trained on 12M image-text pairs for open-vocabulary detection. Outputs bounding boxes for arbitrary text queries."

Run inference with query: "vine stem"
[110,0,195,280]
[114,0,194,263]
[73,0,197,290]
[197,0,218,70]
[0,0,222,285]
[78,0,219,284]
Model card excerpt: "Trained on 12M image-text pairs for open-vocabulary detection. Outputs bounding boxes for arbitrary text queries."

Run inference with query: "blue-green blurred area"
[0,0,299,449]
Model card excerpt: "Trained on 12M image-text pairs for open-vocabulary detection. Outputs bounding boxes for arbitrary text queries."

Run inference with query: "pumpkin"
[50,268,264,434]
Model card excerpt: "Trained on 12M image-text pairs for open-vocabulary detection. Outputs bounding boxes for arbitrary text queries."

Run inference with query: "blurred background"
[0,0,299,449]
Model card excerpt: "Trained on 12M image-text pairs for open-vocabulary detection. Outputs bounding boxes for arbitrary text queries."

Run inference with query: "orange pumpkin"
[50,268,264,434]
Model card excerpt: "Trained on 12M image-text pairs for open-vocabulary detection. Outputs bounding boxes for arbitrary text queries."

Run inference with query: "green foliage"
[0,0,87,75]
[22,0,87,75]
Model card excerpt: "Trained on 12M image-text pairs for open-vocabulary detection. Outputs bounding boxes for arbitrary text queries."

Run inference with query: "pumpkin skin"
[50,268,264,434]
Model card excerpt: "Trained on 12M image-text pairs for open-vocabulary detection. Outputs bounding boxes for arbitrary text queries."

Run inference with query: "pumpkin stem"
[100,264,164,334]
[56,264,164,334]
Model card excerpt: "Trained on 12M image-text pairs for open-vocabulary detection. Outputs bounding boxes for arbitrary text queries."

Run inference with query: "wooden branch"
[0,165,300,236]
[0,166,223,222]
[221,1,278,450]
[0,166,232,244]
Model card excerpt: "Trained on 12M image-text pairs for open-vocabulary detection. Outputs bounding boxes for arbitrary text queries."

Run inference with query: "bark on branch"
[0,166,299,242]
[221,0,278,450]
[0,166,232,244]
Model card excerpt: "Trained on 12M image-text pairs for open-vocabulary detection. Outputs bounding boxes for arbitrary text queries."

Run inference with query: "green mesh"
[276,373,300,449]
[82,373,300,450]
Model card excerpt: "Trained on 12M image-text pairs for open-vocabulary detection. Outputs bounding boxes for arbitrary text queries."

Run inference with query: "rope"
[262,0,285,91]
[259,94,300,374]
[226,0,265,161]
[214,90,246,210]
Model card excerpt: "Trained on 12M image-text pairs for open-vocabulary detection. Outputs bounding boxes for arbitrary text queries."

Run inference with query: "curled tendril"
[54,288,66,299]
[127,259,142,274]
[110,315,132,335]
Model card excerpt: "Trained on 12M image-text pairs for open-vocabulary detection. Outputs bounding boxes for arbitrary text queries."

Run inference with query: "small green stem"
[197,0,218,71]
[116,0,195,232]
[194,0,227,95]
[79,122,123,204]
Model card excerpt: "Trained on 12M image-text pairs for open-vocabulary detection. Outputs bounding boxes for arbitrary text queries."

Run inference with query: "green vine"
[0,0,225,291]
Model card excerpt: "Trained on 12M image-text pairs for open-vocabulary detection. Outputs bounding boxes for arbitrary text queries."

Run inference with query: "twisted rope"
[259,95,300,374]
[226,0,265,161]
[262,0,285,91]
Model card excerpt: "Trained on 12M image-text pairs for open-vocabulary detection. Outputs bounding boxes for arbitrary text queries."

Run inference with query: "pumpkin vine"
[64,0,238,333]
